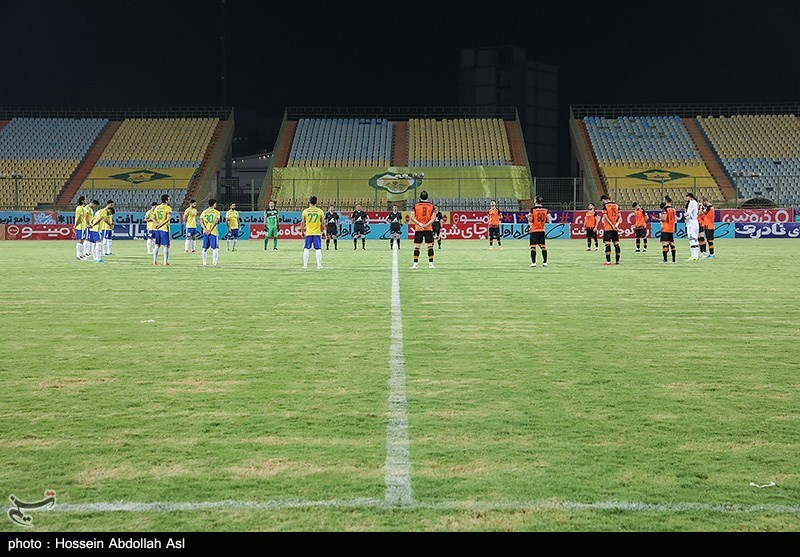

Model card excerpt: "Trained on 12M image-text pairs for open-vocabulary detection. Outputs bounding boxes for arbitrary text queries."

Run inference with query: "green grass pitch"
[1,238,798,531]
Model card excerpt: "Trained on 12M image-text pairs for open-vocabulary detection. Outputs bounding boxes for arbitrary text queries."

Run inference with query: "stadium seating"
[287,118,392,167]
[697,114,800,202]
[583,115,725,205]
[408,118,512,167]
[72,118,218,209]
[0,118,107,209]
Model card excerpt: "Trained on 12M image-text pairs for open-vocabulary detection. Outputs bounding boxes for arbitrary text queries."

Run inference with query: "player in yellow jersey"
[301,196,325,269]
[200,198,221,267]
[144,201,158,254]
[81,199,98,260]
[74,196,87,260]
[101,206,115,256]
[88,200,114,263]
[152,194,172,266]
[225,203,241,251]
[184,199,198,254]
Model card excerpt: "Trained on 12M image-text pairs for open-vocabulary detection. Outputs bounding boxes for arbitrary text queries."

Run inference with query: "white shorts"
[686,220,699,240]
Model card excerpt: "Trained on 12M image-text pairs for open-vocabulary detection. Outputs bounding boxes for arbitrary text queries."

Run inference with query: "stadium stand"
[72,118,219,209]
[287,118,392,167]
[697,114,800,202]
[263,108,531,211]
[0,117,107,209]
[408,118,512,167]
[581,115,724,206]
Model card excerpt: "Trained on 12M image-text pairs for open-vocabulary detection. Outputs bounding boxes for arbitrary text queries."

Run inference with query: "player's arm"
[300,214,307,237]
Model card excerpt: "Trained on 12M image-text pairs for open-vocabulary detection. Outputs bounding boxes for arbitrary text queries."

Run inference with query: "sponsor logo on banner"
[31,211,58,225]
[112,223,147,240]
[108,169,172,184]
[5,224,73,240]
[368,172,422,195]
[734,222,800,238]
[719,209,793,223]
[250,224,309,240]
[625,169,689,183]
[432,222,570,240]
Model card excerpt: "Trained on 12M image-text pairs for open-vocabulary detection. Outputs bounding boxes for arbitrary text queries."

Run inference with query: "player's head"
[208,198,217,208]
[392,204,397,211]
[329,205,334,211]
[686,192,696,200]
[419,190,429,201]
[490,199,496,208]
[664,195,672,204]
[631,202,639,209]
[230,203,236,210]
[659,202,666,210]
[106,199,114,208]
[161,194,170,204]
[588,202,595,209]
[151,201,158,208]
[701,196,709,204]
[268,200,275,209]
[600,194,610,204]
[189,199,196,207]
[309,196,317,206]
[109,207,116,215]
[91,199,99,207]
[355,203,361,210]
[535,195,544,206]
[77,195,86,206]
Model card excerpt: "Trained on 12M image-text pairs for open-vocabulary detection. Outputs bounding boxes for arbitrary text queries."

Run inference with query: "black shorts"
[353,224,366,236]
[390,223,401,234]
[699,226,706,235]
[603,230,620,243]
[326,224,338,236]
[661,232,674,243]
[489,226,501,239]
[414,230,434,244]
[705,228,715,241]
[432,222,441,235]
[529,231,546,245]
[586,227,597,239]
[634,227,647,239]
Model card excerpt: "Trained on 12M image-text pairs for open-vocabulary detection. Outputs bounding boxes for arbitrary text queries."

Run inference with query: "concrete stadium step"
[683,117,736,201]
[392,120,408,166]
[504,121,526,166]
[184,119,226,207]
[575,119,607,198]
[56,120,122,208]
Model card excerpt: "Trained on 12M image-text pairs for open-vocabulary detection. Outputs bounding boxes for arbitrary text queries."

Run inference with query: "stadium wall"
[2,209,798,241]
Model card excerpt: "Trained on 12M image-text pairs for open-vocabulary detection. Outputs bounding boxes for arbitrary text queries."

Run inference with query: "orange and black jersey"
[413,201,436,231]
[488,207,502,227]
[702,204,715,229]
[529,206,548,233]
[634,207,648,228]
[585,210,597,229]
[661,205,677,233]
[602,202,620,231]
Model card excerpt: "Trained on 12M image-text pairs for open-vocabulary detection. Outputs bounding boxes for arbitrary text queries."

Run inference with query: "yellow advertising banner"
[83,167,197,189]
[601,165,714,188]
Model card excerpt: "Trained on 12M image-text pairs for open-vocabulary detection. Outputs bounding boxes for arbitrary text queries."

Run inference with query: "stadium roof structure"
[571,103,800,119]
[0,107,234,119]
[286,106,519,119]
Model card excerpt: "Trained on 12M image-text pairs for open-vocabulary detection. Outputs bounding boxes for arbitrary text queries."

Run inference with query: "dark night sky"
[1,0,798,171]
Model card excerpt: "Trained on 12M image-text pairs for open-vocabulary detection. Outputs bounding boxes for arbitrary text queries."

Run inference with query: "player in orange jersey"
[410,190,436,270]
[699,197,716,258]
[600,194,621,265]
[584,203,599,251]
[660,196,677,263]
[632,202,649,252]
[487,200,503,250]
[528,196,551,267]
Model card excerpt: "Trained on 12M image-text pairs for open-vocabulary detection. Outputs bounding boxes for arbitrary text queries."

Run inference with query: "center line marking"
[385,247,413,506]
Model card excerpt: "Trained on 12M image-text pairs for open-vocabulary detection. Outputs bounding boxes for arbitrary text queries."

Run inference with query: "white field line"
[385,248,413,506]
[34,499,800,514]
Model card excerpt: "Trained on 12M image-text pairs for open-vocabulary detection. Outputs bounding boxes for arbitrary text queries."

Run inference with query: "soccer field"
[1,239,799,531]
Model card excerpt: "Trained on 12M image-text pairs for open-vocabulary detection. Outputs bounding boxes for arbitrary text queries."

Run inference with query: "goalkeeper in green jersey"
[264,200,280,250]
